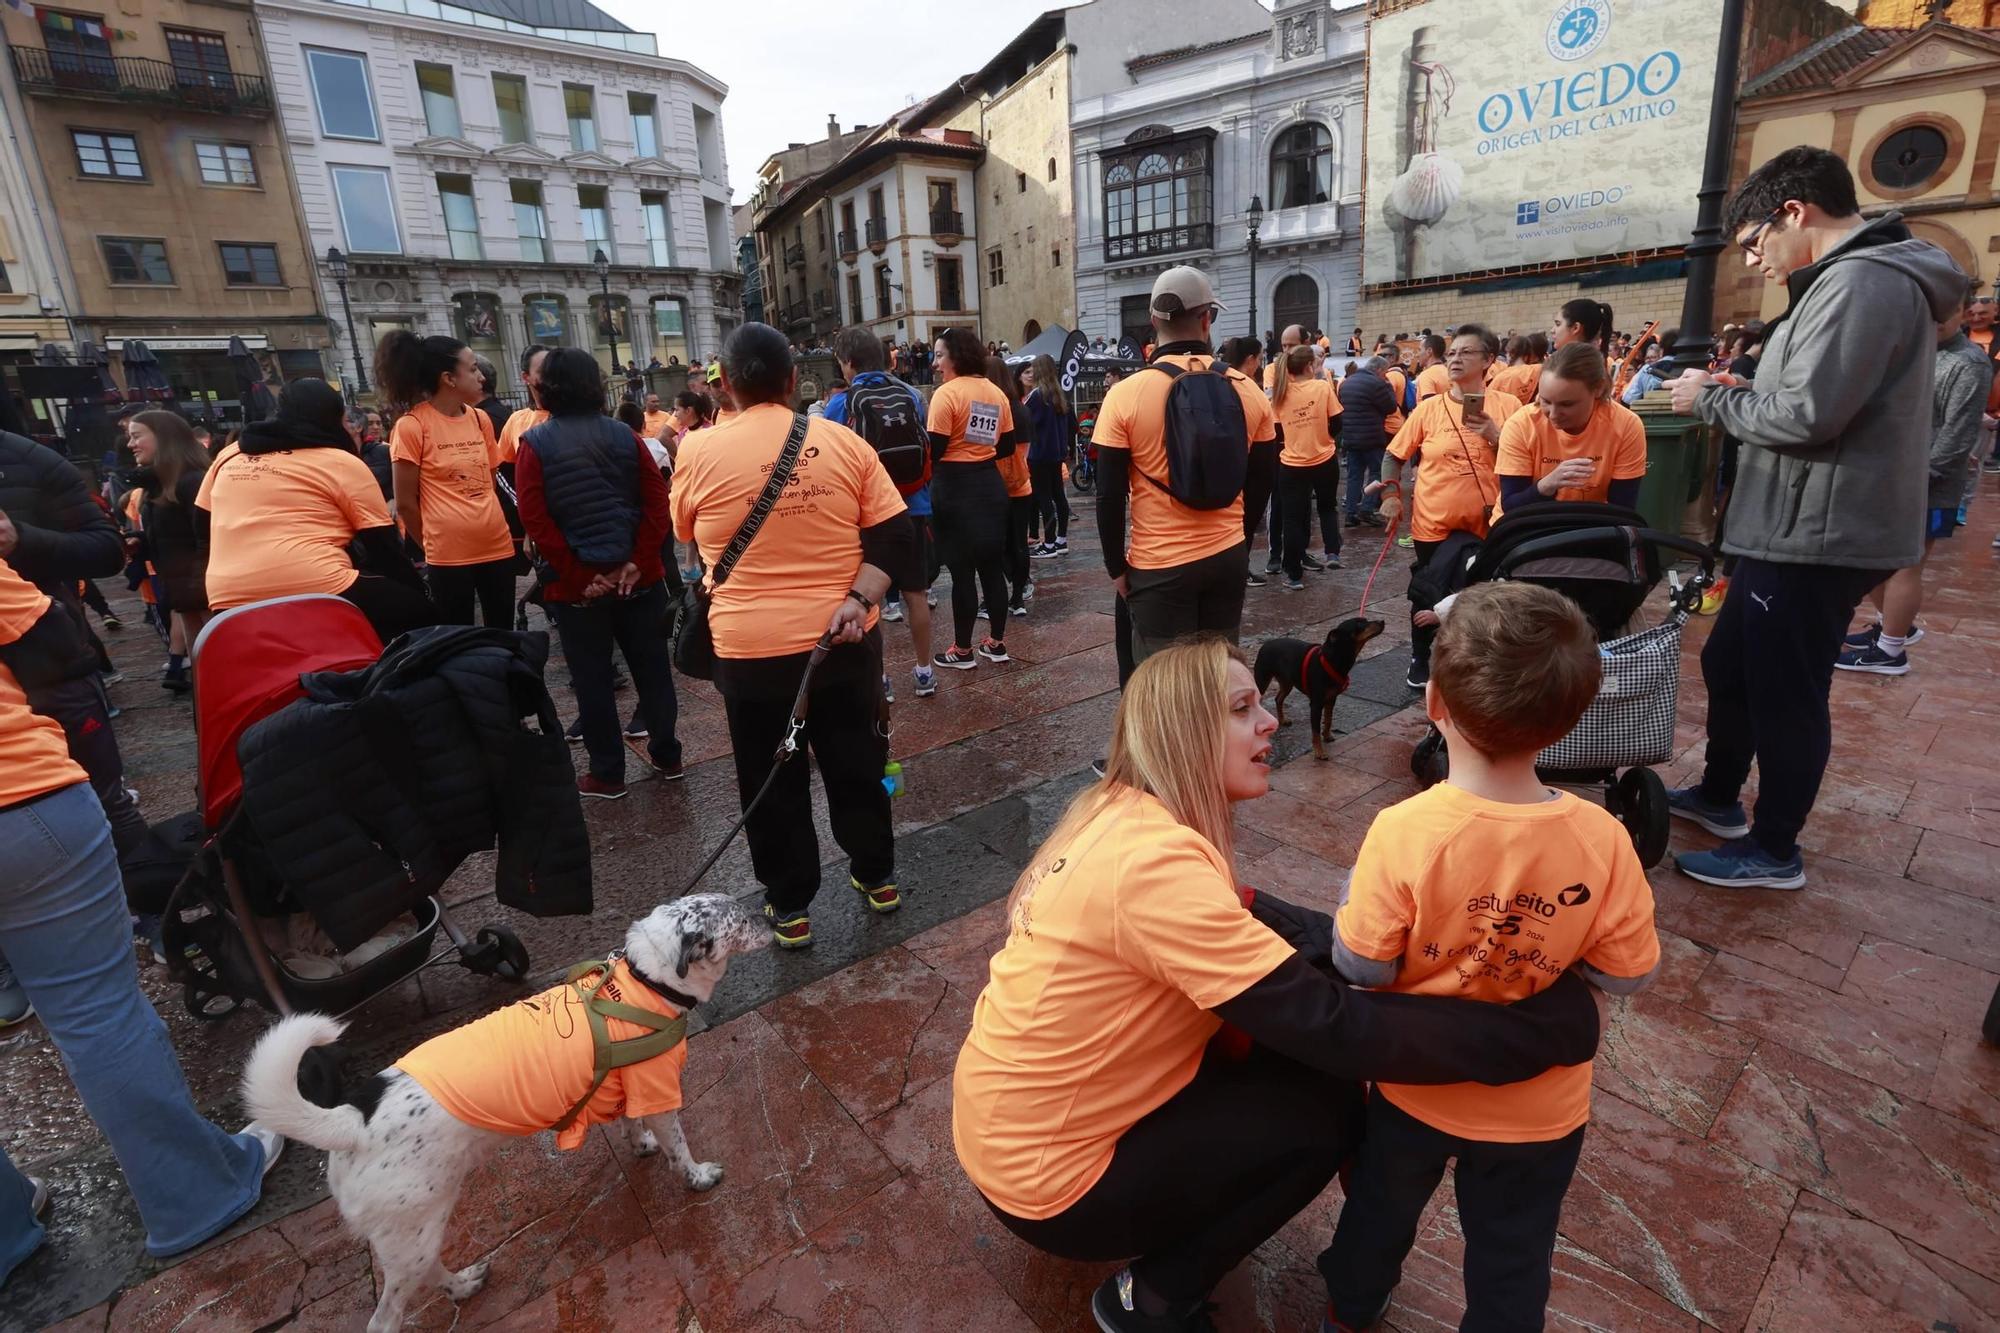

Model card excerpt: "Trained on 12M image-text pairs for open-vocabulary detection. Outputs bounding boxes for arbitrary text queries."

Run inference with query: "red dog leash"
[1356,480,1404,610]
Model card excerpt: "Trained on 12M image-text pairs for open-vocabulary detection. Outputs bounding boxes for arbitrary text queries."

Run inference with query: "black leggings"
[425,557,515,627]
[1005,494,1035,603]
[931,460,1010,647]
[988,1046,1359,1306]
[1029,459,1069,540]
[340,574,442,643]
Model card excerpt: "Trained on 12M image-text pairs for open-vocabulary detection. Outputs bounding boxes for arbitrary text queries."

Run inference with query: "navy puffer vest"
[522,414,642,566]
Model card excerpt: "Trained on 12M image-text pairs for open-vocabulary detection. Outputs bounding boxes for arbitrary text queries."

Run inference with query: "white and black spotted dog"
[242,894,766,1333]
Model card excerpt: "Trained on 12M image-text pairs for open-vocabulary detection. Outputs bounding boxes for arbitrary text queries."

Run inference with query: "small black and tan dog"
[1253,617,1385,760]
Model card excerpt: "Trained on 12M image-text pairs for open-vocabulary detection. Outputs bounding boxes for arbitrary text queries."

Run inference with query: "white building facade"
[253,0,739,394]
[822,132,984,347]
[1070,0,1367,350]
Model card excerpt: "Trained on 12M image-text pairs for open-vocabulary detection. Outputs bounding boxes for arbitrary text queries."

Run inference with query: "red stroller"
[164,594,528,1021]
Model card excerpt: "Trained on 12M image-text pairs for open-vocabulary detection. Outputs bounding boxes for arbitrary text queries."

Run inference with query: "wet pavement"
[5,480,1998,1332]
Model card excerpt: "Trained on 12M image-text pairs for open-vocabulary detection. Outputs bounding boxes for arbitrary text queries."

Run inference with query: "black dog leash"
[674,632,833,896]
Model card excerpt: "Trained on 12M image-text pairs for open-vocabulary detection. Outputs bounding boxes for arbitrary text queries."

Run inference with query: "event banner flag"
[1363,0,1720,285]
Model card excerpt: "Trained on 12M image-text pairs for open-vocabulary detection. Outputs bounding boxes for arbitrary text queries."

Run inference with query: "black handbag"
[672,411,810,680]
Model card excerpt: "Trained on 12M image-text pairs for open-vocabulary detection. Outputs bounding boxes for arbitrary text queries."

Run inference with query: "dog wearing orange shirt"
[241,894,766,1332]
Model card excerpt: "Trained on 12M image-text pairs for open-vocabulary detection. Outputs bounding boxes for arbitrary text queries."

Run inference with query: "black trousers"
[1280,458,1344,578]
[1029,459,1070,540]
[1410,538,1441,669]
[989,1046,1359,1306]
[1124,541,1248,664]
[1114,593,1135,689]
[718,635,893,917]
[340,574,441,644]
[1696,556,1879,859]
[549,583,680,783]
[425,557,515,628]
[931,461,1010,647]
[79,581,112,618]
[1322,1091,1585,1333]
[1005,495,1035,602]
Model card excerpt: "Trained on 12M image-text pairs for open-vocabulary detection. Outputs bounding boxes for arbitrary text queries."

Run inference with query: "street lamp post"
[1245,194,1264,341]
[1668,0,1746,375]
[325,246,367,399]
[593,248,621,377]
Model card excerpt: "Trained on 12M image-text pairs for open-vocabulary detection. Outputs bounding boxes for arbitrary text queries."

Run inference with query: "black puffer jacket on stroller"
[235,626,591,951]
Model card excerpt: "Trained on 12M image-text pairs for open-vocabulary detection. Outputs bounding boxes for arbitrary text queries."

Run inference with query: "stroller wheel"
[1410,729,1449,790]
[1616,768,1671,868]
[1984,979,2000,1047]
[184,982,242,1022]
[463,925,530,981]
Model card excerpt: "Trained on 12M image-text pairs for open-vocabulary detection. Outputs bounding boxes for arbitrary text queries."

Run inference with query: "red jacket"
[514,429,671,603]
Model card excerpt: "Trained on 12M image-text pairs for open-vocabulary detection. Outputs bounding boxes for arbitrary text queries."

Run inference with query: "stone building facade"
[1071,0,1368,348]
[254,0,739,394]
[0,0,328,419]
[1724,18,2000,326]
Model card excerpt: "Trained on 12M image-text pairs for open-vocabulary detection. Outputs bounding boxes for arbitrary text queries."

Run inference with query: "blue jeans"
[0,783,266,1284]
[1345,445,1386,520]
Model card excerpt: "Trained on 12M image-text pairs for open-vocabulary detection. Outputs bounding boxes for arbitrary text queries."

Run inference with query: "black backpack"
[1136,360,1249,510]
[844,375,931,495]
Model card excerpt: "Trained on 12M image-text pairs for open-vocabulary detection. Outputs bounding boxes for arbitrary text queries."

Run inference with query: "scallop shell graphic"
[1386,152,1464,225]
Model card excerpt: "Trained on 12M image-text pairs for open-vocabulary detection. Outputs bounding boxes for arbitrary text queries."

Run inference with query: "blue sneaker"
[1676,835,1806,890]
[0,959,32,1029]
[1666,785,1750,839]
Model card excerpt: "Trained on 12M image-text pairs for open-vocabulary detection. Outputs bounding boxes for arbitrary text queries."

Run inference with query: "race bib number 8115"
[965,401,1001,447]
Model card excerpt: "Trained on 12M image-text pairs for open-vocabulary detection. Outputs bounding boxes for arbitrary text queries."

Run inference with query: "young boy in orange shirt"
[1320,581,1659,1332]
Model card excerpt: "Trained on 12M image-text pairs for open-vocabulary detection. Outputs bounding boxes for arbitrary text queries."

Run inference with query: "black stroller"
[1408,503,1714,867]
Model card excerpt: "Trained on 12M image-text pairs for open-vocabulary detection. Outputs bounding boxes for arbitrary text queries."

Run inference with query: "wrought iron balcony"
[1105,223,1215,264]
[8,45,272,116]
[929,209,964,243]
[837,229,859,260]
[783,242,805,270]
[864,217,888,251]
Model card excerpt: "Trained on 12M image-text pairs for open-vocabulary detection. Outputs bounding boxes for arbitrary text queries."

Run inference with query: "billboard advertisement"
[1363,0,1719,285]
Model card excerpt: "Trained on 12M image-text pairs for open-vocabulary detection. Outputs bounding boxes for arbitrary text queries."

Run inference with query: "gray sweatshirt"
[1929,332,1994,513]
[1694,212,1968,570]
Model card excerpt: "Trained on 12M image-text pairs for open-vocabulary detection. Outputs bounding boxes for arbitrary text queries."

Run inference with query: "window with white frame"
[1269,123,1332,209]
[579,185,612,261]
[437,174,481,260]
[329,165,400,253]
[415,63,461,138]
[511,179,547,262]
[306,48,378,141]
[194,140,256,186]
[71,129,143,179]
[629,92,659,158]
[493,74,531,144]
[564,84,597,152]
[640,191,674,267]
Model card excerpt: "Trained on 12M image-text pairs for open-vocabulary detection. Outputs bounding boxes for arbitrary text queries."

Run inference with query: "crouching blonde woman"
[951,636,1602,1333]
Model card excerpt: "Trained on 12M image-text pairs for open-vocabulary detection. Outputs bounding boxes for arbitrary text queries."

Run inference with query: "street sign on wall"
[1363,0,1720,286]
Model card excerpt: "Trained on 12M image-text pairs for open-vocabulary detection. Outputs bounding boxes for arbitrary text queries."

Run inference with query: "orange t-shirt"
[195,443,391,608]
[497,407,549,464]
[1337,783,1658,1142]
[1093,353,1277,571]
[953,787,1294,1218]
[994,403,1033,497]
[1275,377,1340,468]
[670,403,907,658]
[1488,362,1541,403]
[390,401,513,567]
[0,558,90,808]
[642,409,673,440]
[1386,389,1522,542]
[396,959,686,1151]
[1415,364,1449,402]
[1491,400,1648,522]
[926,375,1015,465]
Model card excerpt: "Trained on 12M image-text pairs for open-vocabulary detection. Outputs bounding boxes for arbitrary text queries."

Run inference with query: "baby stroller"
[1408,503,1713,867]
[163,595,529,1022]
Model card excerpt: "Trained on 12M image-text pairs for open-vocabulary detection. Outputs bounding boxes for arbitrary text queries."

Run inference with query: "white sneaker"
[882,600,905,622]
[242,1122,285,1178]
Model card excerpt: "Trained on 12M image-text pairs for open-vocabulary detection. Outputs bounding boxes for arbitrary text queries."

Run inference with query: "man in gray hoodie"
[1666,146,1966,890]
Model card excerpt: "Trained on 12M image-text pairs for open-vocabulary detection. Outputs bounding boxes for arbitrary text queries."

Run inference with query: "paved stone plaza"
[5,484,1997,1333]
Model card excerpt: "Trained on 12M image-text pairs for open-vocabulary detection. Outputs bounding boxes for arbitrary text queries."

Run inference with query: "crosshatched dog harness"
[551,955,690,1134]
